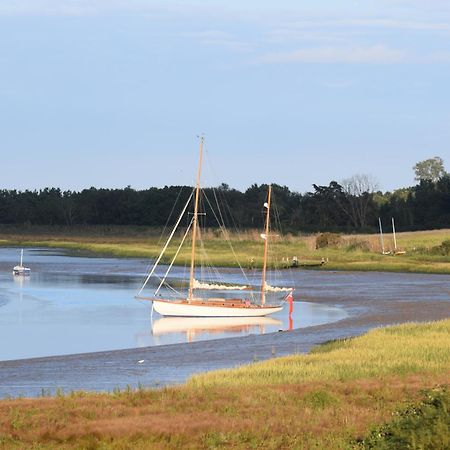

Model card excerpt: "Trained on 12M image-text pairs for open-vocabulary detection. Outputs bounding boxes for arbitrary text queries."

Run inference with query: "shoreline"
[1,279,449,398]
[1,239,450,275]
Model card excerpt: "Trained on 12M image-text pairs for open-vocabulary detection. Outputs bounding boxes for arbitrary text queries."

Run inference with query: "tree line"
[0,175,449,234]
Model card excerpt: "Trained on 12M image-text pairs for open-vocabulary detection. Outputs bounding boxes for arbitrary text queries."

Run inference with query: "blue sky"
[1,0,449,193]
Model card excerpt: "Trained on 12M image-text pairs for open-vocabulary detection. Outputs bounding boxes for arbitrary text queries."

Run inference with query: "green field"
[0,319,449,449]
[1,226,449,274]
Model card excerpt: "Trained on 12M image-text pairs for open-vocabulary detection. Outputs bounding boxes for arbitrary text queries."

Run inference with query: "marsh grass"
[0,227,449,273]
[189,319,450,388]
[0,320,449,449]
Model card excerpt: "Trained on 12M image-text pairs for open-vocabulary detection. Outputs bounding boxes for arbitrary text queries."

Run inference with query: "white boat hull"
[13,266,31,276]
[153,299,284,317]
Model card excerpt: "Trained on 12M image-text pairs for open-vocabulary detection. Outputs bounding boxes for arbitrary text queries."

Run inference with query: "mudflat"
[1,269,448,398]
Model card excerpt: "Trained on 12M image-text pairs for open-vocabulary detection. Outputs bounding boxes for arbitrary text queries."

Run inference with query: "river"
[0,247,449,397]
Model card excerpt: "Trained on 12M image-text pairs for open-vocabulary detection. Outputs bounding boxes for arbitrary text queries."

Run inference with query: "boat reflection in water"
[151,316,283,343]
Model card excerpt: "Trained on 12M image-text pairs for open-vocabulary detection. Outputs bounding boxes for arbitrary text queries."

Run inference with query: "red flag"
[286,289,294,315]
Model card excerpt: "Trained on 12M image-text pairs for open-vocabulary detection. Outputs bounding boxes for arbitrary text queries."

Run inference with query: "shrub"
[430,239,450,256]
[357,386,450,450]
[315,232,341,249]
[440,239,450,255]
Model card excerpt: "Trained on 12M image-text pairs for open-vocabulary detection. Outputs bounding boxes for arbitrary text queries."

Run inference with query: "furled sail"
[265,284,292,292]
[193,279,250,290]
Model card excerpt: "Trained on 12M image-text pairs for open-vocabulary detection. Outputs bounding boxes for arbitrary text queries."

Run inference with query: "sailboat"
[378,218,391,255]
[136,137,293,317]
[391,217,406,255]
[13,249,31,276]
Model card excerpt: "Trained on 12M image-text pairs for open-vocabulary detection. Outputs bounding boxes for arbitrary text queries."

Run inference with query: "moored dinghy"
[13,249,31,276]
[136,137,293,317]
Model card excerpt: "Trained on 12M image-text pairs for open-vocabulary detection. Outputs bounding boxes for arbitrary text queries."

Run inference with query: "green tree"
[413,156,447,182]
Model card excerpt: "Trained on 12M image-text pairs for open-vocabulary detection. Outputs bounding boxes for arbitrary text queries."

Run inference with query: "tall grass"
[189,319,450,388]
[0,227,449,273]
[0,320,449,449]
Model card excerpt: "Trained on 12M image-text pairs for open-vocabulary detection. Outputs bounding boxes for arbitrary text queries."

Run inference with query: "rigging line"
[270,191,294,290]
[212,187,257,299]
[157,185,186,246]
[198,191,223,283]
[139,270,183,297]
[273,193,284,238]
[269,192,283,287]
[215,184,241,237]
[203,192,235,279]
[197,223,213,284]
[197,228,220,284]
[137,189,194,296]
[155,216,194,296]
[158,282,182,297]
[216,187,250,259]
[203,148,245,241]
[197,147,255,299]
[269,191,278,285]
[197,219,228,292]
[195,213,222,282]
[152,273,184,297]
[203,189,251,286]
[210,185,228,236]
[203,146,243,238]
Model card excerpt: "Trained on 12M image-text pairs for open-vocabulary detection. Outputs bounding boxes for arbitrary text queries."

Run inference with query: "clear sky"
[1,0,449,193]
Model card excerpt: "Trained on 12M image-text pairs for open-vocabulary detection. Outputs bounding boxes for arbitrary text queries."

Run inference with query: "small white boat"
[13,249,31,276]
[392,217,406,255]
[379,217,406,255]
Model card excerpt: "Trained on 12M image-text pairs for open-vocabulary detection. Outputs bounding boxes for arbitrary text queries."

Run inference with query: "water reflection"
[146,299,349,347]
[13,274,30,286]
[0,247,350,361]
[151,316,283,342]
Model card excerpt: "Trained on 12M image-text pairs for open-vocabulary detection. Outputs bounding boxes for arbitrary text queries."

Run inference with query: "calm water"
[0,248,347,361]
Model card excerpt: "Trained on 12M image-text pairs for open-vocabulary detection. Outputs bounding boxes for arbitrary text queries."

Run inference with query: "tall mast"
[261,184,272,306]
[188,136,204,302]
[392,217,397,251]
[378,217,385,254]
[20,249,23,267]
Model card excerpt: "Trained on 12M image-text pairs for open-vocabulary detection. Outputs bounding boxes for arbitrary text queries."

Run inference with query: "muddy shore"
[1,271,449,398]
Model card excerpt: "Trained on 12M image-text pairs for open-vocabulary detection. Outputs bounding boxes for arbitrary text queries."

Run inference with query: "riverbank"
[0,226,449,274]
[1,267,449,398]
[0,319,449,449]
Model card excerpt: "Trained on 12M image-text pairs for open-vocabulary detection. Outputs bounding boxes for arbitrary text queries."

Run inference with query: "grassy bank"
[0,319,449,449]
[0,226,449,274]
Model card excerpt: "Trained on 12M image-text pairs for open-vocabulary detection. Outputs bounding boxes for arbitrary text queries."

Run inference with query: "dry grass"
[1,376,448,449]
[0,320,449,449]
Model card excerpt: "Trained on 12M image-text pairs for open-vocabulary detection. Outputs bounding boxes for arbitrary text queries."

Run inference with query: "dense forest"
[0,175,449,234]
